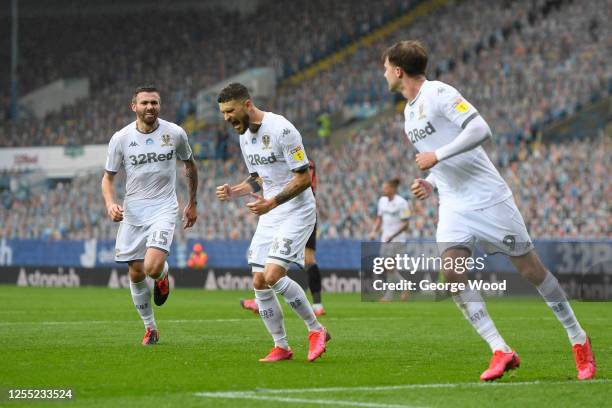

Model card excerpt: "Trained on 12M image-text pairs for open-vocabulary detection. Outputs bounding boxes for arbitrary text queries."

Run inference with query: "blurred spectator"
[187,243,209,269]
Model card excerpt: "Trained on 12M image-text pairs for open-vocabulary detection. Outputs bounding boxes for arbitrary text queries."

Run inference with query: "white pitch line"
[195,379,611,407]
[198,378,612,398]
[195,392,423,408]
[246,378,612,394]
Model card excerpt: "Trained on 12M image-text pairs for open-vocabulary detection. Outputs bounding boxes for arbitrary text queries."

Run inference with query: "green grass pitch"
[1,286,610,407]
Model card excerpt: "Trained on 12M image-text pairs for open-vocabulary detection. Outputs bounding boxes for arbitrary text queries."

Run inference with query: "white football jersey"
[240,112,316,224]
[378,194,410,242]
[404,80,512,210]
[105,118,193,226]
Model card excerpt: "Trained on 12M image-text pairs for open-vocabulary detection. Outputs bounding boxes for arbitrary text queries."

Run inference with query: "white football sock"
[254,288,289,349]
[453,288,511,353]
[272,276,322,332]
[537,271,587,345]
[130,279,156,329]
[155,261,168,281]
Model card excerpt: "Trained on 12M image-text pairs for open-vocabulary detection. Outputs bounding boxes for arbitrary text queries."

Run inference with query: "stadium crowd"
[1,0,609,148]
[1,119,609,241]
[0,0,414,146]
[276,0,610,136]
[0,0,610,241]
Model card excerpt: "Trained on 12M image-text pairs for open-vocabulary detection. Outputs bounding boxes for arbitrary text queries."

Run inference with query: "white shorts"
[115,219,175,263]
[436,197,533,257]
[248,217,315,272]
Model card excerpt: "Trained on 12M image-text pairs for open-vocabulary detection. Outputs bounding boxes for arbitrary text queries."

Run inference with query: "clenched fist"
[415,152,438,171]
[411,179,433,200]
[216,184,232,201]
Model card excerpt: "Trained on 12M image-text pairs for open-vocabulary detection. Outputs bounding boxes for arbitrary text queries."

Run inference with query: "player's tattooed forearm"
[273,177,309,206]
[185,158,198,203]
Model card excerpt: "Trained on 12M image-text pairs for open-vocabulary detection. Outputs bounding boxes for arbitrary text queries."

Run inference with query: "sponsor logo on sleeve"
[290,146,305,162]
[453,98,470,113]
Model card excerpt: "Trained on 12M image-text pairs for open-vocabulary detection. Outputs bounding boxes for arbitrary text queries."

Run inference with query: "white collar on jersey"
[408,80,428,107]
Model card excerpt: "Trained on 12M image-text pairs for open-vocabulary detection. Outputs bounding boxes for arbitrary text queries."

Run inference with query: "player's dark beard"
[141,110,158,125]
[237,114,261,134]
[240,115,250,134]
[249,121,262,133]
[245,113,262,133]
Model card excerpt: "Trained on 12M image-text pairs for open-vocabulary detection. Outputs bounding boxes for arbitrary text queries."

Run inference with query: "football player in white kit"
[382,41,595,380]
[369,178,411,301]
[215,83,330,362]
[101,86,198,345]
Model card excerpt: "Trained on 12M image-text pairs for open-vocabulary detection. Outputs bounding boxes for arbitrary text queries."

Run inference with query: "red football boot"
[312,304,326,317]
[308,327,331,362]
[480,350,521,381]
[142,327,159,346]
[573,337,596,380]
[240,299,259,314]
[154,273,170,306]
[259,347,293,362]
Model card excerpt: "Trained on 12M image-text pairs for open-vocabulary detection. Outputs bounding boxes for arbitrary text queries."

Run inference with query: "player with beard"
[216,83,330,362]
[102,85,198,345]
[382,40,595,380]
[240,157,327,316]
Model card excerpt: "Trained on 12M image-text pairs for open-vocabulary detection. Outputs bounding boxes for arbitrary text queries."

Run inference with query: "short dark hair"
[387,178,401,189]
[217,82,251,103]
[133,85,160,102]
[382,40,428,76]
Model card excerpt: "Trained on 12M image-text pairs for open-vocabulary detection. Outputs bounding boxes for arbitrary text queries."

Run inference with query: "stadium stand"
[0,0,610,241]
[3,0,609,147]
[0,0,417,146]
[275,0,610,136]
[1,122,609,241]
